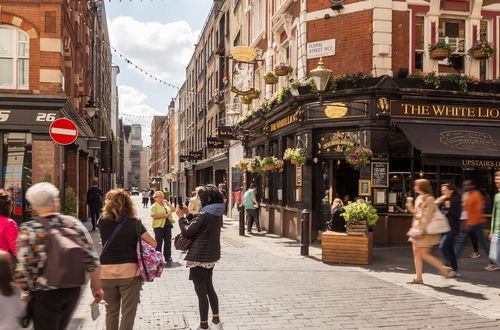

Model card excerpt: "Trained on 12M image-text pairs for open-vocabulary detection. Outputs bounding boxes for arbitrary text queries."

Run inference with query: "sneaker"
[211,322,224,330]
[448,270,460,277]
[470,252,481,259]
[483,264,500,272]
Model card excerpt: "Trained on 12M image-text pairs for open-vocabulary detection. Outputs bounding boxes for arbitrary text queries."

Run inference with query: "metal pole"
[301,209,310,256]
[239,205,245,236]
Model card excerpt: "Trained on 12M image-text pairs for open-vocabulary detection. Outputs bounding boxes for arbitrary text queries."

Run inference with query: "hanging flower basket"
[248,89,260,99]
[471,49,490,59]
[430,48,450,60]
[468,42,495,60]
[283,148,307,166]
[344,147,373,169]
[234,158,250,171]
[247,156,263,173]
[261,156,284,172]
[264,72,279,84]
[240,96,252,104]
[274,63,293,76]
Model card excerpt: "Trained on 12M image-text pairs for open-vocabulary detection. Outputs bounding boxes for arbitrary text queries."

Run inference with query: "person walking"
[484,171,500,271]
[176,184,224,330]
[218,183,228,215]
[243,183,260,234]
[0,250,23,330]
[14,182,103,330]
[405,179,451,284]
[149,189,155,206]
[435,184,461,277]
[0,190,17,260]
[87,180,103,231]
[188,188,202,215]
[326,198,345,232]
[455,180,491,261]
[99,189,157,330]
[141,190,149,208]
[151,191,175,262]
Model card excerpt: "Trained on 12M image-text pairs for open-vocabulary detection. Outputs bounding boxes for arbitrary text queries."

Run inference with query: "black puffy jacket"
[178,209,222,263]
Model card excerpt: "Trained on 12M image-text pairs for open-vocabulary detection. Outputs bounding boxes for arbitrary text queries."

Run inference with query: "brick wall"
[32,140,58,184]
[392,10,410,74]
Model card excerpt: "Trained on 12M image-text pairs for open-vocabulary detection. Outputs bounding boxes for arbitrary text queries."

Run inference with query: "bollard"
[301,209,310,256]
[239,205,245,236]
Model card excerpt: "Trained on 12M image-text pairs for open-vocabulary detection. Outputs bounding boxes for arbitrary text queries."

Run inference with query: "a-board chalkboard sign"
[371,162,389,187]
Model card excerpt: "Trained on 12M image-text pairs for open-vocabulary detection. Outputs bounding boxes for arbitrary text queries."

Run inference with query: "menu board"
[371,162,388,187]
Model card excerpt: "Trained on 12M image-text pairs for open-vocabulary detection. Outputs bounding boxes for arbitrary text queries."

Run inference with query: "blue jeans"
[439,228,459,271]
[455,223,490,259]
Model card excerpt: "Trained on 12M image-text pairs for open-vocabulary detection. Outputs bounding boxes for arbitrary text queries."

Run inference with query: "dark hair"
[441,183,460,201]
[197,184,224,207]
[249,183,257,189]
[463,179,476,187]
[0,251,13,296]
[0,189,14,217]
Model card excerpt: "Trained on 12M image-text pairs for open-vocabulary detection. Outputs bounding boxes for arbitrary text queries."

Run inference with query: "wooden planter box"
[321,231,373,265]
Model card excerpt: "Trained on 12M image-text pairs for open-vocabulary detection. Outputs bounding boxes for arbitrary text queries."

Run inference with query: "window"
[0,25,29,89]
[414,16,424,71]
[250,0,264,43]
[438,18,465,72]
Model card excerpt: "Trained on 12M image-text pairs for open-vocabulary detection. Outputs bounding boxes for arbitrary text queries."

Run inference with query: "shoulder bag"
[135,220,164,282]
[426,203,451,234]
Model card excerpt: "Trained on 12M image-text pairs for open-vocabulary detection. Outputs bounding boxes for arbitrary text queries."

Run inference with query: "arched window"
[0,25,29,89]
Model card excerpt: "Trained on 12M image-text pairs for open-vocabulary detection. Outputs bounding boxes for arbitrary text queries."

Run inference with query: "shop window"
[438,18,465,73]
[0,25,29,89]
[414,16,424,71]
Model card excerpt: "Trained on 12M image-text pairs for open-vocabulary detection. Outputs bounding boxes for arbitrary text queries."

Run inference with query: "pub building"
[240,77,500,245]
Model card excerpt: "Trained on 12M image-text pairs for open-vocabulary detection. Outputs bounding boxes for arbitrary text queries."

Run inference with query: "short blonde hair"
[153,191,164,198]
[102,189,136,222]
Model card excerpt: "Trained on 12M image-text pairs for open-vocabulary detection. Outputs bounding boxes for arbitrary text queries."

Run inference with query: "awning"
[396,123,500,158]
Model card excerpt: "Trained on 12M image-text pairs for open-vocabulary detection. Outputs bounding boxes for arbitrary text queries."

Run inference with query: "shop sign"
[0,109,59,126]
[390,100,500,122]
[266,114,296,133]
[207,137,224,149]
[189,151,202,160]
[324,103,347,118]
[317,131,362,154]
[462,159,500,167]
[307,39,335,59]
[371,162,389,188]
[180,155,190,162]
[217,126,237,140]
[230,46,257,63]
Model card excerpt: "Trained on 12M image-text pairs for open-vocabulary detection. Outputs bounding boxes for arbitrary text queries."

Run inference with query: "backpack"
[36,215,87,288]
[135,221,164,282]
[89,188,101,203]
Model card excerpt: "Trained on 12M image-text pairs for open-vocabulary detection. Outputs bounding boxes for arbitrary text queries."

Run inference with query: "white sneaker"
[448,270,460,277]
[483,264,500,272]
[470,252,481,259]
[211,322,224,330]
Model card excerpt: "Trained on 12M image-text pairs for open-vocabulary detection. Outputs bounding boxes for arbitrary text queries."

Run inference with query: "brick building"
[149,115,167,190]
[0,0,113,221]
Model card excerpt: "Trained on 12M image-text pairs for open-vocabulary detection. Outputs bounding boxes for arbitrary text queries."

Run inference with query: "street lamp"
[226,104,241,127]
[310,57,332,106]
[82,99,99,118]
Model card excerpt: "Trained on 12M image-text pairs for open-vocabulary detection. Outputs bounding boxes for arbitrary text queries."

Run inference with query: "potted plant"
[283,148,307,166]
[240,95,252,104]
[248,89,260,99]
[274,63,293,76]
[344,147,373,169]
[468,41,496,60]
[234,158,250,171]
[264,72,279,84]
[261,156,284,172]
[428,40,452,60]
[341,202,379,236]
[290,78,316,95]
[247,156,263,173]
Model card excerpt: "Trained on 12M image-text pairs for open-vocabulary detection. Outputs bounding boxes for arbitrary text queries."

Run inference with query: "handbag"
[426,208,451,234]
[489,234,500,265]
[136,221,164,282]
[174,233,193,251]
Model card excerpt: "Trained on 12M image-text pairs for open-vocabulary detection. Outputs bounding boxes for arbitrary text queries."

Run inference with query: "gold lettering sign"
[230,46,257,63]
[325,103,347,118]
[391,100,500,122]
[317,131,361,153]
[266,114,297,132]
[461,159,500,167]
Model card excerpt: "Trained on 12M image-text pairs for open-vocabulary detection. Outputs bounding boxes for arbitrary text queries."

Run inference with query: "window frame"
[0,25,30,90]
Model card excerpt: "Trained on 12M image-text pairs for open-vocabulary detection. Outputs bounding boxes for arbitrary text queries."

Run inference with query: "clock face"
[330,0,346,3]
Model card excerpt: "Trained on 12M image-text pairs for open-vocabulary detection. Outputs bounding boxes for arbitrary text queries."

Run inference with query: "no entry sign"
[49,118,78,145]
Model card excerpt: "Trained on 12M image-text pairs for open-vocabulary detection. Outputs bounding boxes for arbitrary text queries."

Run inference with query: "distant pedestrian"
[176,184,225,330]
[188,188,202,215]
[14,182,103,330]
[99,189,157,330]
[343,194,351,205]
[0,250,23,330]
[141,190,149,208]
[243,183,260,234]
[0,190,17,260]
[87,179,103,231]
[218,183,228,215]
[435,184,461,277]
[326,198,345,232]
[484,171,500,271]
[405,179,451,284]
[455,180,491,263]
[151,191,175,262]
[149,189,155,205]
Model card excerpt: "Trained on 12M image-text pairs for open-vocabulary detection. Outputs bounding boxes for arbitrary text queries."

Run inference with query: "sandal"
[440,266,452,278]
[406,278,424,284]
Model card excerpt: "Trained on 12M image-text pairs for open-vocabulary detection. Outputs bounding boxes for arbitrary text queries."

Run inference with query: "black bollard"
[239,205,245,236]
[300,209,310,256]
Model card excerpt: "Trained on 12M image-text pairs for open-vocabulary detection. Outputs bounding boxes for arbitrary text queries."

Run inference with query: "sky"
[105,0,213,146]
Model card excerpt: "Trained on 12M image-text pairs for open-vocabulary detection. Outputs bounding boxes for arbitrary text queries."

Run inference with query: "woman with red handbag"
[406,179,451,284]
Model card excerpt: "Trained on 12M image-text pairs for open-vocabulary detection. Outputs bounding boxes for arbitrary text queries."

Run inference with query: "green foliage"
[341,202,379,226]
[276,87,290,105]
[444,73,470,92]
[428,39,452,52]
[408,71,440,89]
[468,41,496,57]
[42,173,52,183]
[62,185,78,217]
[283,148,307,166]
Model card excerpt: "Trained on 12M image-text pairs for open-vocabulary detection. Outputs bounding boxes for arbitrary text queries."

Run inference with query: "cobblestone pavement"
[71,197,500,330]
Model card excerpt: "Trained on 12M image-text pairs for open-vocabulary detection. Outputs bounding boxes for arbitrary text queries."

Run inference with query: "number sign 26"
[36,113,57,122]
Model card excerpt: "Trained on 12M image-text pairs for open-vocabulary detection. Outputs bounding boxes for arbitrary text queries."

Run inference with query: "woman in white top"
[0,250,23,330]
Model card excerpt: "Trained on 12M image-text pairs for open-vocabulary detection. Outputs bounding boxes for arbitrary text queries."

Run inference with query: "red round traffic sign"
[49,118,78,145]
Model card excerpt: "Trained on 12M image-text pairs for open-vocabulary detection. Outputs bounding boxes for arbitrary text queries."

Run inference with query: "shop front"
[241,77,500,245]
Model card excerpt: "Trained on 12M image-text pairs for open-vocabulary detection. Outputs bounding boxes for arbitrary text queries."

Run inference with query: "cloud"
[108,16,199,83]
[118,85,164,146]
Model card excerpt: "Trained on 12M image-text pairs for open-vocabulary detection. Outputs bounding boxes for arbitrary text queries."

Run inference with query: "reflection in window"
[0,25,29,89]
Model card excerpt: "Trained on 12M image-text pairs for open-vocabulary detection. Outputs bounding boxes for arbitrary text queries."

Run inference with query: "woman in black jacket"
[435,183,461,277]
[176,184,224,330]
[326,198,345,232]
